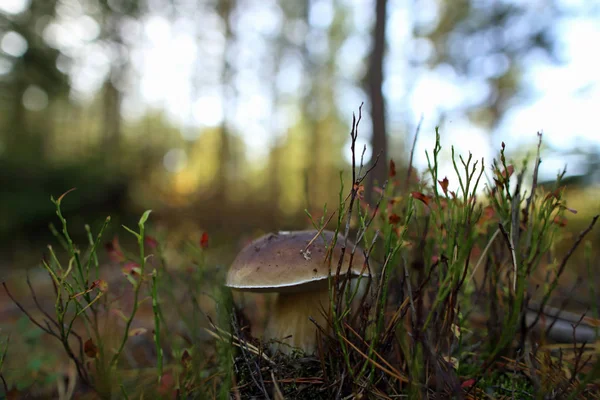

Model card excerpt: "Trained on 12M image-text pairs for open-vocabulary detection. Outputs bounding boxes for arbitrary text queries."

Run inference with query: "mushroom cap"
[226,230,368,293]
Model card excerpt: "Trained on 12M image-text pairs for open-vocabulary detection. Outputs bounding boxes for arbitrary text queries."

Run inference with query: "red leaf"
[200,232,209,248]
[388,214,401,225]
[90,279,108,293]
[158,372,176,396]
[84,338,98,358]
[6,388,21,400]
[438,177,449,195]
[389,159,396,178]
[410,192,431,206]
[478,205,496,227]
[552,186,565,199]
[145,235,158,249]
[501,165,514,179]
[122,261,141,276]
[353,183,365,199]
[181,349,192,367]
[553,216,568,227]
[373,186,385,195]
[105,237,125,262]
[461,378,476,388]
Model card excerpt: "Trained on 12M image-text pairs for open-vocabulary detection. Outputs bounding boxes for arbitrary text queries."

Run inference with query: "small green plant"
[2,190,181,398]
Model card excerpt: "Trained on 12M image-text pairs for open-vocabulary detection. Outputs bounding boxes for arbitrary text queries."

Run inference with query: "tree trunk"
[302,0,321,213]
[215,0,235,207]
[366,0,388,205]
[102,74,122,159]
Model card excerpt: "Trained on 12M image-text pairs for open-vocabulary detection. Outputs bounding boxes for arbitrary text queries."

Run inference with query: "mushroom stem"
[265,288,331,355]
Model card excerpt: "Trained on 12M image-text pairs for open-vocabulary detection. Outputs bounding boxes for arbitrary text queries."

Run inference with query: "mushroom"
[226,230,368,354]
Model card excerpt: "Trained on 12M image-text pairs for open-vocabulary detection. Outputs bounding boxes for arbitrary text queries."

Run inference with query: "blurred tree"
[0,0,68,161]
[302,0,354,211]
[264,5,289,225]
[215,0,235,208]
[301,0,322,211]
[363,0,568,199]
[1,0,596,259]
[541,143,600,188]
[97,0,142,159]
[366,0,388,204]
[415,0,561,128]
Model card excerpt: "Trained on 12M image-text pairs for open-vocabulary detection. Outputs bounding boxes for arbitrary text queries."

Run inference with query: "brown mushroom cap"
[226,230,368,293]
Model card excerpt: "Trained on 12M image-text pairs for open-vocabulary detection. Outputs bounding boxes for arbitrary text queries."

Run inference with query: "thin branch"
[524,132,542,251]
[3,281,91,386]
[469,227,500,284]
[542,278,583,339]
[0,374,7,395]
[2,282,56,337]
[356,151,383,186]
[231,314,270,400]
[27,272,61,330]
[406,113,424,190]
[339,334,408,383]
[498,223,518,292]
[528,215,599,330]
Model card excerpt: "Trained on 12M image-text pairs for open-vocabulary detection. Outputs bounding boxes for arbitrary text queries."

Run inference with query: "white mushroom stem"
[264,288,331,355]
[264,278,369,355]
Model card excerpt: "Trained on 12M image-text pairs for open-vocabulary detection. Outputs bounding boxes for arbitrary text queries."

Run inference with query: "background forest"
[1,0,599,265]
[1,0,600,397]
